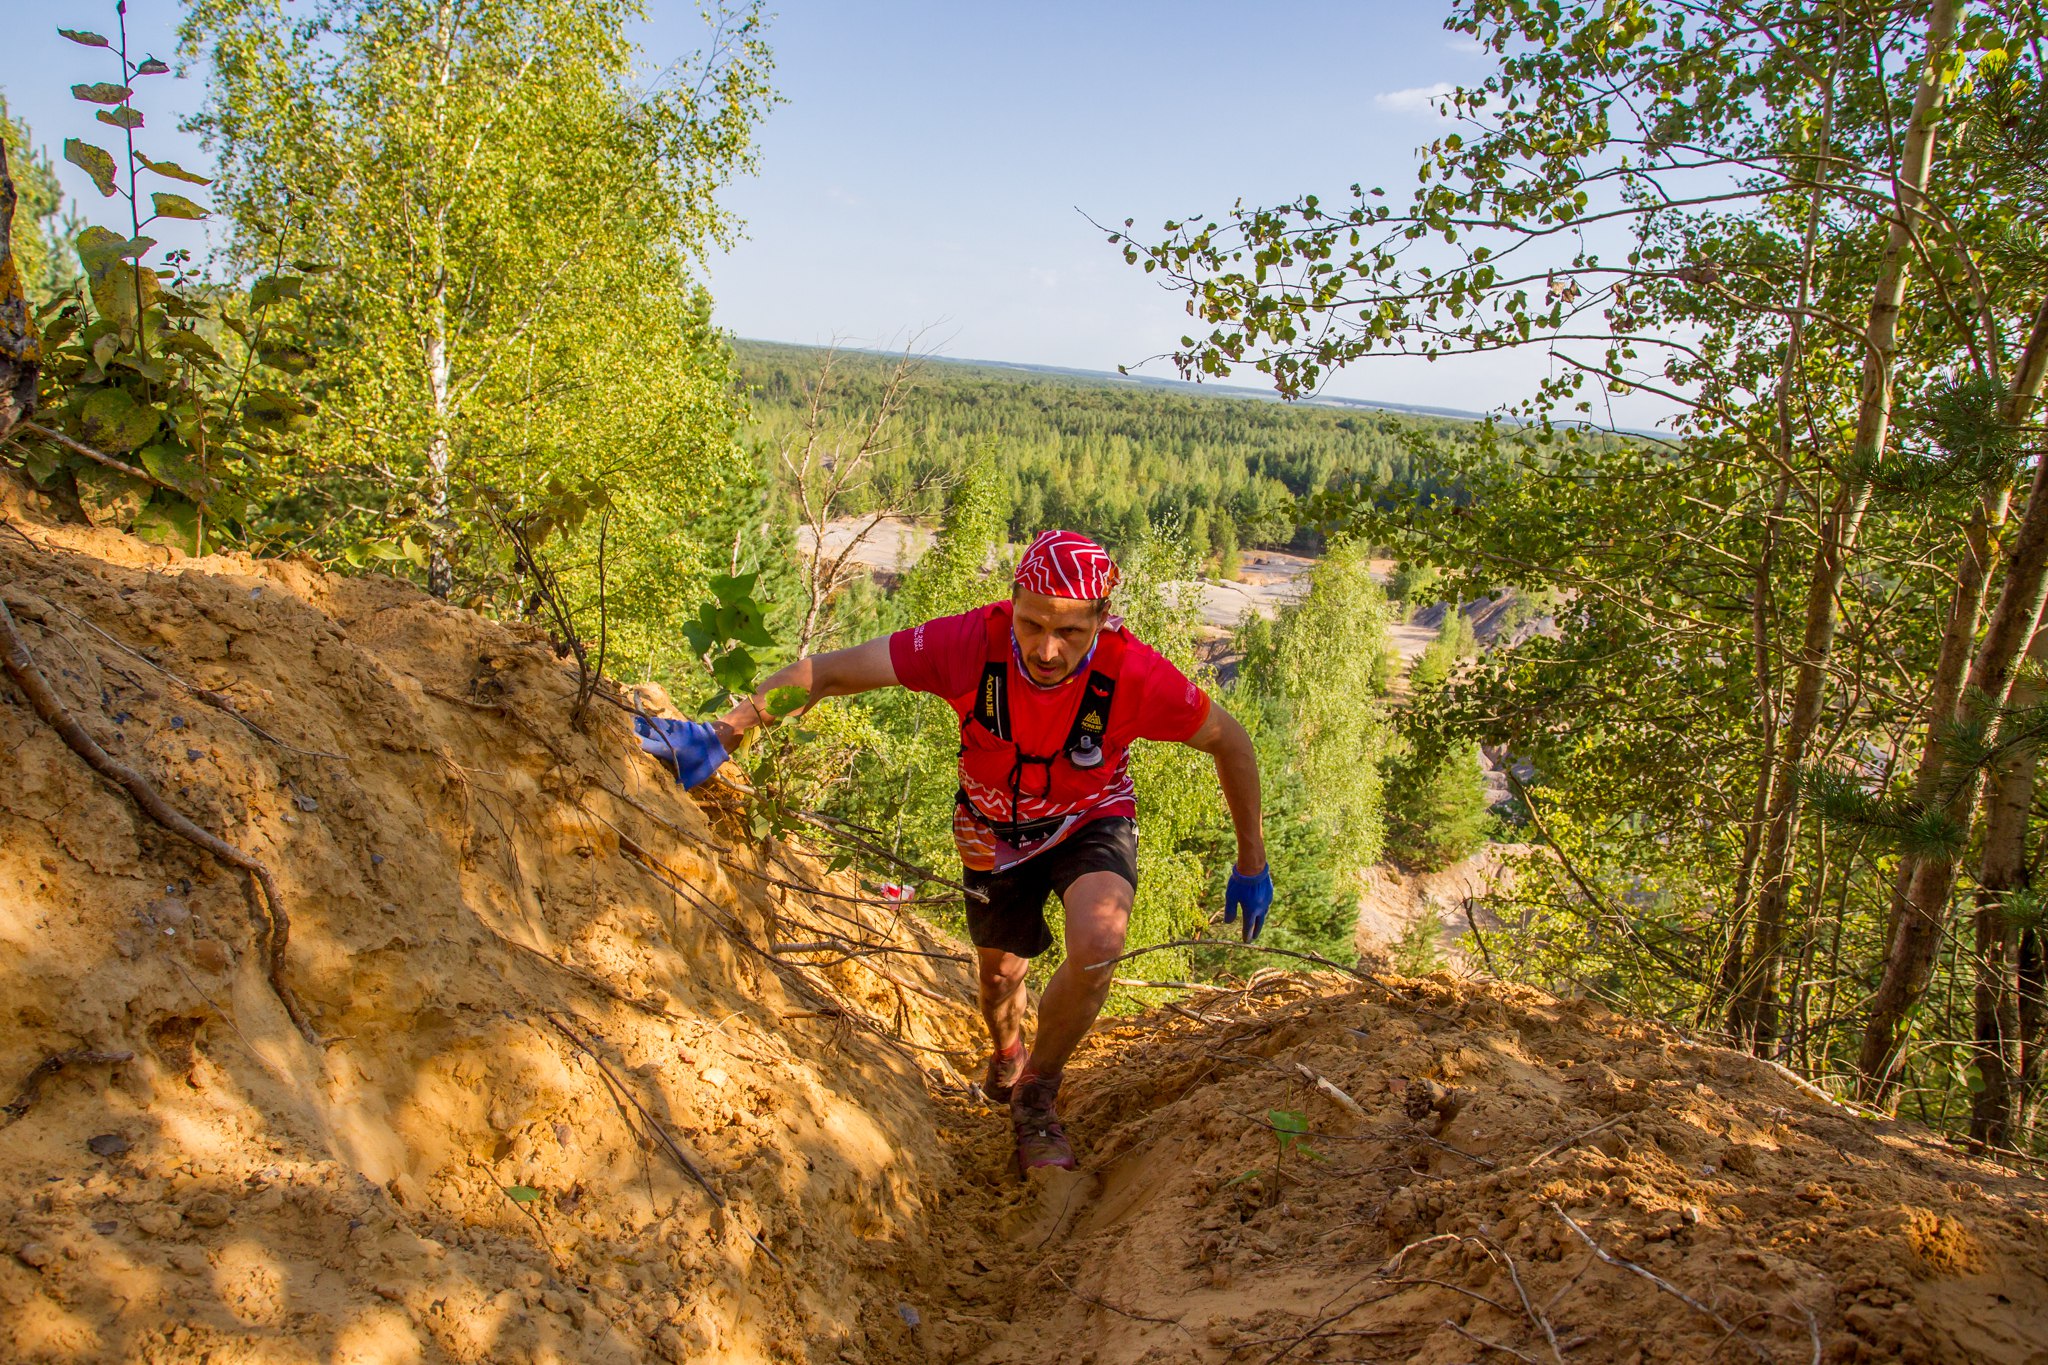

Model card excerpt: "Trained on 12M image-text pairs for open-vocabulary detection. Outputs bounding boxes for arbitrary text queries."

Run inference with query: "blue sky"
[5,2,1663,422]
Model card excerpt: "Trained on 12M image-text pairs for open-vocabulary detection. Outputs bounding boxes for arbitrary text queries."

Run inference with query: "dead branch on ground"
[1547,1202,1769,1362]
[544,1011,782,1265]
[0,596,315,1042]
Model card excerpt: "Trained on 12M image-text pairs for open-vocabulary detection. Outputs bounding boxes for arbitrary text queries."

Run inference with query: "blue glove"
[1224,863,1273,943]
[634,716,728,789]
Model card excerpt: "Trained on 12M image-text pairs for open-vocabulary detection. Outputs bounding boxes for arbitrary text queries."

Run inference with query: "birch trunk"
[1739,0,1961,1053]
[1860,297,2048,1098]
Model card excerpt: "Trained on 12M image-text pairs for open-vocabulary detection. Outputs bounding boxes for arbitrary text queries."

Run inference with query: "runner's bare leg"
[1023,870,1134,1078]
[976,948,1030,1053]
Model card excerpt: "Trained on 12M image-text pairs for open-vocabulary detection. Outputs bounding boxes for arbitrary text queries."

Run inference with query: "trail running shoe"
[1011,1074,1078,1176]
[983,1046,1025,1104]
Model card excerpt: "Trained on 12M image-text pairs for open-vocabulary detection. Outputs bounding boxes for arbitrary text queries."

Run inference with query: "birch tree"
[181,0,775,597]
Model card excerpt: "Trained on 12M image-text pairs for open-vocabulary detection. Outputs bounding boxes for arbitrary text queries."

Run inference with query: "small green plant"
[1225,1108,1326,1207]
[1392,913,1450,977]
[17,4,325,553]
[681,571,779,708]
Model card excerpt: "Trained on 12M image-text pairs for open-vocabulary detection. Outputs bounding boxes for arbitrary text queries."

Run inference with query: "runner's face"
[1010,588,1105,685]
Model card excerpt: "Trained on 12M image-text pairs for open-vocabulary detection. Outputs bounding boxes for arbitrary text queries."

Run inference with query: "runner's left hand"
[1224,863,1273,943]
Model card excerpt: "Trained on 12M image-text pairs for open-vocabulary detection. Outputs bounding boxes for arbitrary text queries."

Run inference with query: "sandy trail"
[3,486,2044,1364]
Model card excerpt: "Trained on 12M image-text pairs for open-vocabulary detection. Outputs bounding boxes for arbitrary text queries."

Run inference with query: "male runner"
[636,530,1273,1174]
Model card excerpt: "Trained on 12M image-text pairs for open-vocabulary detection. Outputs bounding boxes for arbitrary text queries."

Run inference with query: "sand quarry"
[3,483,2047,1364]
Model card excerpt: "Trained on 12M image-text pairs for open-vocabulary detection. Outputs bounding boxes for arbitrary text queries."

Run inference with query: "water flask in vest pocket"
[1068,734,1104,769]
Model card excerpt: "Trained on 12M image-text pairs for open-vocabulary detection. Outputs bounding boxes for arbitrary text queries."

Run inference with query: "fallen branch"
[1547,1202,1767,1362]
[544,1012,781,1266]
[1530,1115,1625,1165]
[1048,1267,1191,1336]
[1,1049,133,1126]
[15,420,174,491]
[792,809,987,902]
[1295,1062,1368,1119]
[0,597,314,1042]
[1088,937,1459,1023]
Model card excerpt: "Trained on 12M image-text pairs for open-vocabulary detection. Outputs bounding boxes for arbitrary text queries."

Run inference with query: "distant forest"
[733,341,1468,558]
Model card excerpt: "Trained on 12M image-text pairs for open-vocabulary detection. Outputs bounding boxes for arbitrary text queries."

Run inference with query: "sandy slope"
[3,489,2045,1364]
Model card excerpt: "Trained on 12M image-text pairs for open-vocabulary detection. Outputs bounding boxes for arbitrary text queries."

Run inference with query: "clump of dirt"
[0,485,984,1364]
[895,974,2048,1365]
[5,483,2046,1364]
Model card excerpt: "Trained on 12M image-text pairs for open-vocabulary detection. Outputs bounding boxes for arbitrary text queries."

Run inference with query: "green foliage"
[1232,539,1397,961]
[11,7,318,555]
[1224,1109,1326,1207]
[1391,915,1448,978]
[1386,559,1438,609]
[0,95,78,301]
[1384,740,1492,873]
[679,570,780,707]
[181,0,777,607]
[738,341,1469,556]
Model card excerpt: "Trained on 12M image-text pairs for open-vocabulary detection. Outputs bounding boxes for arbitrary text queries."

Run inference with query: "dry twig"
[544,1012,781,1265]
[1547,1202,1769,1362]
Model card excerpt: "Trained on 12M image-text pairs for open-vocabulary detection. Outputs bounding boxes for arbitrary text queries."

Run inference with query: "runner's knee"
[978,953,1028,994]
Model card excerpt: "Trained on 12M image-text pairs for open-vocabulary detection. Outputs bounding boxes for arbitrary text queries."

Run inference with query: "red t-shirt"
[889,603,1211,869]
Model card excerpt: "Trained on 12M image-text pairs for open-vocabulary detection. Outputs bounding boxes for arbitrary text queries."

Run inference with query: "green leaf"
[711,646,757,692]
[150,192,209,222]
[250,275,303,309]
[135,154,212,186]
[78,388,164,454]
[504,1185,544,1204]
[764,685,810,720]
[63,140,118,198]
[112,352,170,384]
[139,440,204,492]
[708,571,758,605]
[133,492,203,554]
[74,464,152,529]
[58,28,111,47]
[72,82,133,105]
[96,107,144,130]
[1269,1109,1310,1136]
[290,260,337,274]
[135,58,171,77]
[257,344,315,375]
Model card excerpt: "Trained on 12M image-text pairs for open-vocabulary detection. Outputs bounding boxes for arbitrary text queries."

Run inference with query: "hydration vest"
[954,603,1125,841]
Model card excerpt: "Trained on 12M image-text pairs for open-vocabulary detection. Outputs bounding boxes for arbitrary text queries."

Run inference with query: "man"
[637,530,1273,1175]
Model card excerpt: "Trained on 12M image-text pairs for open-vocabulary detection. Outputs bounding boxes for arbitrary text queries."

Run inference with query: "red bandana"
[1014,530,1119,600]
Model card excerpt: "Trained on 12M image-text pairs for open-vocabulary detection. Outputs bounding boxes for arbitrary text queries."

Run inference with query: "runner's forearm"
[1196,704,1266,871]
[714,637,898,745]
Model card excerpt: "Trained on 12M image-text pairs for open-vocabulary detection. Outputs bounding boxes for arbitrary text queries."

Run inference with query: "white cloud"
[1373,82,1454,115]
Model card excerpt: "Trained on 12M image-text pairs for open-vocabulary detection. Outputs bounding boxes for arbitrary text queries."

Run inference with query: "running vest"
[952,603,1126,842]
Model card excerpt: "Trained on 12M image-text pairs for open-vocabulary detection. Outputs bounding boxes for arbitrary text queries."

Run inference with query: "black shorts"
[962,817,1138,959]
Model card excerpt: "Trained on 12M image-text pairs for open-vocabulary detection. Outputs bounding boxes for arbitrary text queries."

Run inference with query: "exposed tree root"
[0,595,317,1043]
[0,1049,134,1127]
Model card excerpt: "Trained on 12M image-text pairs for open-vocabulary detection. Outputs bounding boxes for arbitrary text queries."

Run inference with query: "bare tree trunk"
[422,0,458,600]
[1719,73,1832,1031]
[0,136,37,442]
[425,317,455,598]
[2017,924,2046,1143]
[1739,0,1960,1058]
[1860,296,2048,1099]
[1967,635,2038,1146]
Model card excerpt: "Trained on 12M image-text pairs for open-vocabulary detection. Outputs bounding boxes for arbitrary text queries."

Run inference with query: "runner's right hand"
[634,716,728,789]
[1225,863,1273,943]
